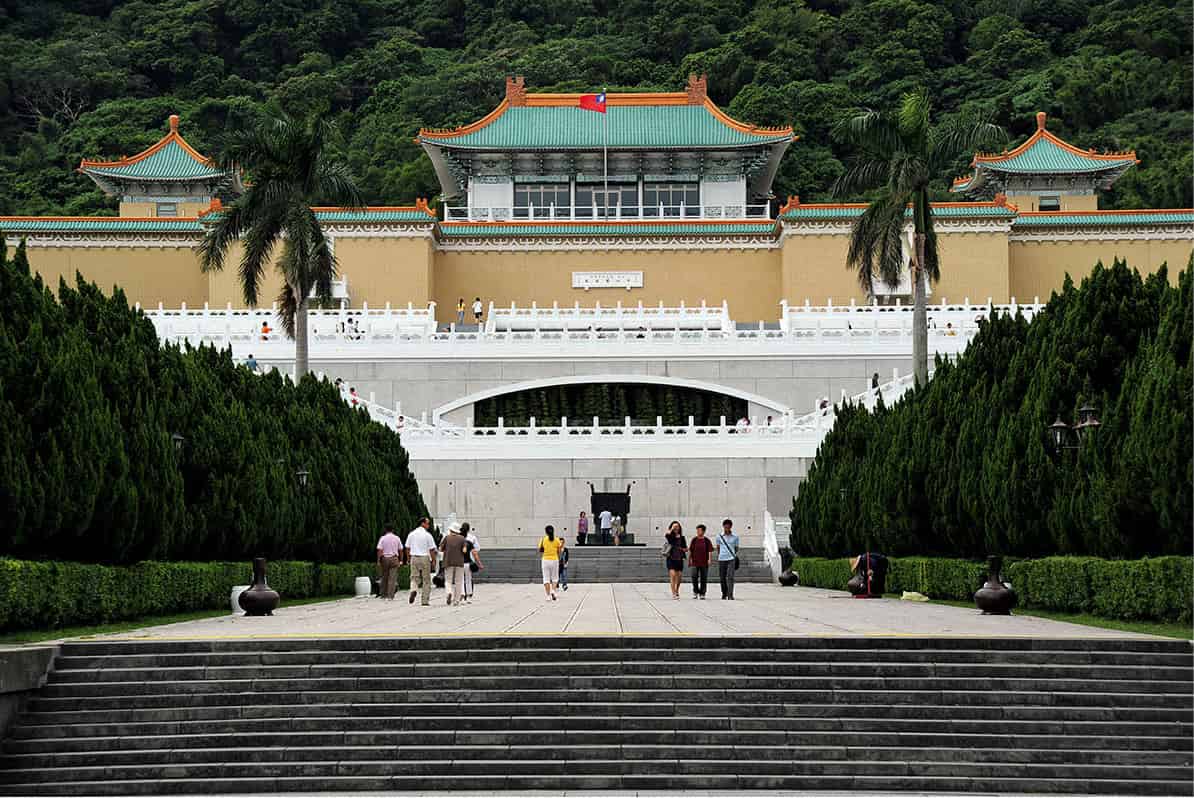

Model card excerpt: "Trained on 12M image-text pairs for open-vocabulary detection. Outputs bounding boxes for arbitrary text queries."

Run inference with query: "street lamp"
[296,468,310,488]
[1047,405,1101,452]
[171,433,185,453]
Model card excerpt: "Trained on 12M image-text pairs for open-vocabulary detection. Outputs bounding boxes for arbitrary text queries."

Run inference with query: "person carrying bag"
[715,518,740,600]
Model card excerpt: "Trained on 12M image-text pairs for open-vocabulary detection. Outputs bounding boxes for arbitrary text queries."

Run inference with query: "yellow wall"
[779,230,1010,304]
[119,200,210,218]
[1009,237,1193,301]
[25,245,207,307]
[333,237,436,309]
[934,231,1010,304]
[1007,193,1099,212]
[780,234,868,305]
[434,247,783,321]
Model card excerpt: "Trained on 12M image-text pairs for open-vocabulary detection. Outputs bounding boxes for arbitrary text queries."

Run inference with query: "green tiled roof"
[82,139,226,181]
[421,105,792,150]
[438,221,778,236]
[1013,211,1194,227]
[0,218,203,233]
[976,134,1136,175]
[781,204,1018,221]
[313,209,435,223]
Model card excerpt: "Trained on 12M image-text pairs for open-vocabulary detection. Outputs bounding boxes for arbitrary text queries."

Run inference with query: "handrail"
[762,510,782,582]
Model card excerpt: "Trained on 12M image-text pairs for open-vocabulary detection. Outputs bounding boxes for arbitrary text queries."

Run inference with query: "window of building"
[514,184,570,218]
[155,202,178,217]
[1038,195,1061,212]
[642,182,699,217]
[575,184,638,218]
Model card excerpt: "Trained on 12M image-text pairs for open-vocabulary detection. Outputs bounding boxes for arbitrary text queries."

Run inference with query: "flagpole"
[602,87,608,219]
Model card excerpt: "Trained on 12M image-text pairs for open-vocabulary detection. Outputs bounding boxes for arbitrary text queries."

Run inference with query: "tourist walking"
[715,518,740,600]
[576,511,588,545]
[441,523,468,607]
[456,298,466,326]
[461,522,483,602]
[559,537,570,591]
[472,296,484,323]
[539,525,563,600]
[611,514,625,546]
[598,508,613,545]
[375,523,404,600]
[244,353,258,372]
[664,521,687,599]
[688,524,713,600]
[405,517,437,606]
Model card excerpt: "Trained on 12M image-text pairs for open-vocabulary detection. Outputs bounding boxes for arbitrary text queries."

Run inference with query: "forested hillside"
[0,0,1189,216]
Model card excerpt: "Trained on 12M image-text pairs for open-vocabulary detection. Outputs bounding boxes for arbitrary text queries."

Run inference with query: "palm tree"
[832,90,1005,384]
[199,113,363,379]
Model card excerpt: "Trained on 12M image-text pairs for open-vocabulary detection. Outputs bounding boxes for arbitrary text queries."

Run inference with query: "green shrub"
[0,558,393,633]
[788,554,1193,623]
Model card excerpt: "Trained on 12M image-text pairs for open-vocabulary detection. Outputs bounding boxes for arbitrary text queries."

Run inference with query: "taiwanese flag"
[579,92,607,113]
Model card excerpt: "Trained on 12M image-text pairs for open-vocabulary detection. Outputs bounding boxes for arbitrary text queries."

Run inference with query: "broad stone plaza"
[0,76,1191,796]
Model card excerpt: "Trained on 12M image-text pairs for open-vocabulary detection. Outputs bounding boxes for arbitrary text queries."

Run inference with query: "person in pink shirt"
[376,524,405,599]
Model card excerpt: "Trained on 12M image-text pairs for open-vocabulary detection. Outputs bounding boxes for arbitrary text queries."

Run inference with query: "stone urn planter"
[354,577,372,597]
[238,557,280,616]
[974,555,1016,615]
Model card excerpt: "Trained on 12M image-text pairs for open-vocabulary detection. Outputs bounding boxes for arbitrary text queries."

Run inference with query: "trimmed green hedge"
[0,559,409,632]
[790,555,1192,623]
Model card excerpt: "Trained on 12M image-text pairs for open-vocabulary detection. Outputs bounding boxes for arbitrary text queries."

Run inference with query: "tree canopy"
[0,0,1188,215]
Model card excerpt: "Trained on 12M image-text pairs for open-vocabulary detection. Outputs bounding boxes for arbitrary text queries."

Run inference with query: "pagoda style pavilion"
[78,115,241,218]
[952,112,1138,212]
[417,75,794,221]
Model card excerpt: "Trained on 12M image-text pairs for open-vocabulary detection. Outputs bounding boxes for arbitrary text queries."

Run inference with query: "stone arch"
[432,374,791,423]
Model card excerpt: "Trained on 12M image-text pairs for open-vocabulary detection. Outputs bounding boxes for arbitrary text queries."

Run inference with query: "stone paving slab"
[87,584,1161,641]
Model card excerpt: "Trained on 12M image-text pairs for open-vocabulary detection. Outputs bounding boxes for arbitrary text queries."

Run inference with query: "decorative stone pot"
[778,570,800,587]
[974,555,1016,615]
[229,585,250,613]
[238,557,280,616]
[353,577,372,597]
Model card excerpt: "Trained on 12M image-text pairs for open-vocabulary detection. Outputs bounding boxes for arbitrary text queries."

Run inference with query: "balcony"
[443,203,772,222]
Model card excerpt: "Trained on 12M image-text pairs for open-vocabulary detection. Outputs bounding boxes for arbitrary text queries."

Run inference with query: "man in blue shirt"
[715,518,740,600]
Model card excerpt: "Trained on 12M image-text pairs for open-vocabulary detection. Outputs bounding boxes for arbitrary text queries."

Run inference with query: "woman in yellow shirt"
[538,525,563,601]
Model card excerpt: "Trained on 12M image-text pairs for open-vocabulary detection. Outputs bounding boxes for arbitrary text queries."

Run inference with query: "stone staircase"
[1,636,1190,795]
[476,545,773,583]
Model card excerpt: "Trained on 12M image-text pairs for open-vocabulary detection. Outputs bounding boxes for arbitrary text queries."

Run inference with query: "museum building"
[1,75,1190,322]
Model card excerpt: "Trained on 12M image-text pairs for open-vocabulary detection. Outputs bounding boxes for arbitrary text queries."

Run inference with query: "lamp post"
[296,468,310,488]
[1047,405,1101,452]
[171,433,185,454]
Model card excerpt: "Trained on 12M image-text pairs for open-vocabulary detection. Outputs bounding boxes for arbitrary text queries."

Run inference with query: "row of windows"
[512,182,702,218]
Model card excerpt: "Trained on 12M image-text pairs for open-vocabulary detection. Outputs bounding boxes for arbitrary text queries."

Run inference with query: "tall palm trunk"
[911,231,928,385]
[293,285,309,380]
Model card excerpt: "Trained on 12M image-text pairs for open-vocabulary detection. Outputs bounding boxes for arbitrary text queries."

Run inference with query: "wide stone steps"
[474,546,774,583]
[1,636,1190,795]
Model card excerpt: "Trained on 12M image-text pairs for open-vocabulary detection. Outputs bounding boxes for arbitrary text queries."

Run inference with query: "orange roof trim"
[780,196,1020,212]
[78,115,216,172]
[1018,208,1194,217]
[0,214,201,222]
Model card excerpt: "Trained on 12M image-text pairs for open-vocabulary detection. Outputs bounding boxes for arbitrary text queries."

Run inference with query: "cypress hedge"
[791,259,1192,559]
[790,555,1192,623]
[0,238,428,564]
[0,558,408,633]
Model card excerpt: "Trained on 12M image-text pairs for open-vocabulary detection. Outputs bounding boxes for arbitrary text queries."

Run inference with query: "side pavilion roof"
[952,112,1137,195]
[79,115,237,194]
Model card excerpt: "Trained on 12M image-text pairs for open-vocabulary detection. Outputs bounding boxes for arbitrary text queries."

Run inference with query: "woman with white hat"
[439,522,469,607]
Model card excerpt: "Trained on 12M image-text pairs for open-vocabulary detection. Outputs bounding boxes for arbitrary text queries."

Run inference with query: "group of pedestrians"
[375,518,484,608]
[662,518,741,600]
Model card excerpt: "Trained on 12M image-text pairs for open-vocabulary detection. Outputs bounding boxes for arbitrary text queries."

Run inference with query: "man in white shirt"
[405,517,438,606]
[472,297,483,324]
[598,508,613,546]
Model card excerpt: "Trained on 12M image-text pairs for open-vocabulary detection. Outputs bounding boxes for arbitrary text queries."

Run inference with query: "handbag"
[660,541,672,558]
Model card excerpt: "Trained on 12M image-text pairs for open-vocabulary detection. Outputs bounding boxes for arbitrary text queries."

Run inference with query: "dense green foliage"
[0,0,1188,215]
[474,383,747,427]
[0,241,428,564]
[791,259,1192,559]
[0,558,404,632]
[790,555,1193,622]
